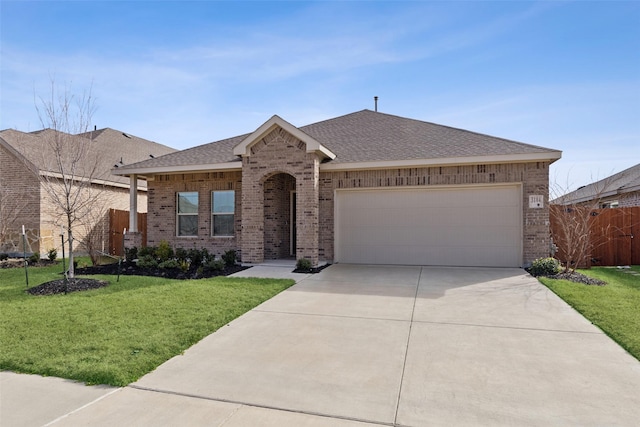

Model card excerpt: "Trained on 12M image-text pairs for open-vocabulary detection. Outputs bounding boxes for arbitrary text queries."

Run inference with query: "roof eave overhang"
[557,183,640,205]
[319,151,563,172]
[111,161,242,178]
[39,170,147,191]
[233,115,336,160]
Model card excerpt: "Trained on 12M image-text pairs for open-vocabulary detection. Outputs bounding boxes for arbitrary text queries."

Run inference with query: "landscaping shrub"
[137,254,158,269]
[0,253,9,261]
[138,246,155,258]
[125,246,138,262]
[47,248,57,261]
[156,240,174,262]
[205,258,225,272]
[158,259,180,269]
[179,260,190,272]
[175,247,188,262]
[187,248,205,267]
[28,252,40,264]
[296,258,312,272]
[222,250,237,267]
[529,257,561,277]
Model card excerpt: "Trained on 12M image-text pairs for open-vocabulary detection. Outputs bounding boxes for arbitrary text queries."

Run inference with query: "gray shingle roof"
[114,109,560,173]
[552,163,640,205]
[0,127,176,187]
[301,110,556,163]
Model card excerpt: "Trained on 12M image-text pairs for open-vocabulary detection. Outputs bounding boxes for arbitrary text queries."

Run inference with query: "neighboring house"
[113,110,561,268]
[0,127,176,255]
[552,163,640,208]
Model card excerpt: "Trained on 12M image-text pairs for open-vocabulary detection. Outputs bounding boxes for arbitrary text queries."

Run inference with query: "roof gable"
[233,115,336,160]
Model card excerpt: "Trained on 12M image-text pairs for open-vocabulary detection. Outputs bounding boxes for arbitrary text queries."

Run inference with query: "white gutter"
[39,170,147,191]
[111,161,242,177]
[319,151,562,172]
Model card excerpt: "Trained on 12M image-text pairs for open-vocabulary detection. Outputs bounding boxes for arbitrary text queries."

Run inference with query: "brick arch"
[240,126,321,266]
[259,169,299,185]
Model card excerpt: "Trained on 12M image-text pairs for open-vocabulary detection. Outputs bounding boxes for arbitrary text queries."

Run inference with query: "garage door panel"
[335,185,522,267]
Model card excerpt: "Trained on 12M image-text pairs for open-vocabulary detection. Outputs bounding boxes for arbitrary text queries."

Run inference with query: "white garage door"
[335,185,522,267]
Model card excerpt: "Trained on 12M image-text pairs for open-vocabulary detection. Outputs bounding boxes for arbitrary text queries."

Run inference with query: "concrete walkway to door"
[5,265,640,426]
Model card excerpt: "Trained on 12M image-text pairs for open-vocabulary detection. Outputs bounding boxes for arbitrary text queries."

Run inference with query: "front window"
[212,190,235,236]
[177,192,198,236]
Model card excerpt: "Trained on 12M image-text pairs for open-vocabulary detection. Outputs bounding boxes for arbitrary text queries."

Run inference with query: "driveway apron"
[37,265,640,426]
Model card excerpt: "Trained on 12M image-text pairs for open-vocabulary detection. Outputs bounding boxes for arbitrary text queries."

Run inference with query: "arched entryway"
[263,172,296,259]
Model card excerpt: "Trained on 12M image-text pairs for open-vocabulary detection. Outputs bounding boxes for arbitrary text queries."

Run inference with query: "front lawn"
[0,262,294,386]
[539,266,640,361]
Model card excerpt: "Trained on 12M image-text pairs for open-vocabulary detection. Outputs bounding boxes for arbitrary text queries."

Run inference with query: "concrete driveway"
[4,265,640,426]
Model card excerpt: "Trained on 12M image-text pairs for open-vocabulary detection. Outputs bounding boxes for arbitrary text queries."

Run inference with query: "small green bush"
[137,254,158,269]
[205,258,225,272]
[47,248,57,261]
[156,240,174,262]
[529,257,561,277]
[296,258,312,272]
[222,250,237,267]
[179,259,191,272]
[175,247,188,262]
[28,252,40,264]
[138,246,156,258]
[125,246,138,262]
[158,259,180,269]
[201,248,211,263]
[187,248,205,267]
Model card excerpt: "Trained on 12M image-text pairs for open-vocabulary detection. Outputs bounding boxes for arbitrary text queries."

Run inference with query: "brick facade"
[0,144,40,253]
[144,126,551,267]
[146,171,242,257]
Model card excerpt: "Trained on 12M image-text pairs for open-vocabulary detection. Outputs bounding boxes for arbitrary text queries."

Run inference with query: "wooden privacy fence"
[108,209,147,256]
[550,205,640,267]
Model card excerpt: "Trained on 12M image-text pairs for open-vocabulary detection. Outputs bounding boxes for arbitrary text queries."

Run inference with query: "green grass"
[0,262,294,386]
[539,266,640,361]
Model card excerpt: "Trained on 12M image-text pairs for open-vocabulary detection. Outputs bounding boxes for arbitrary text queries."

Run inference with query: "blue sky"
[1,1,638,193]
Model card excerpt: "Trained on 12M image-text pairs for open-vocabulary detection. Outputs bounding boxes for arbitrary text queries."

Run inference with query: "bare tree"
[34,80,100,278]
[550,173,626,272]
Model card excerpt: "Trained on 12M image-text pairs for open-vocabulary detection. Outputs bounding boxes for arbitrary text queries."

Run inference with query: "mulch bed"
[25,260,328,296]
[27,278,110,296]
[25,262,249,296]
[548,271,606,286]
[74,262,249,280]
[527,268,607,286]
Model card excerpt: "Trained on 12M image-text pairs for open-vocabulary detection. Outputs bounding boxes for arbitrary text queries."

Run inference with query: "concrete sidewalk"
[3,265,640,426]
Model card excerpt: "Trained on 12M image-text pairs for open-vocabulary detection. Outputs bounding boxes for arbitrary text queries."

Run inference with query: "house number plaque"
[529,195,544,209]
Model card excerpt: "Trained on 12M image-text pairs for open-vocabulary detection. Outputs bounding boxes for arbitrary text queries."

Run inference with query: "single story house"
[0,127,175,255]
[113,110,561,268]
[552,163,640,208]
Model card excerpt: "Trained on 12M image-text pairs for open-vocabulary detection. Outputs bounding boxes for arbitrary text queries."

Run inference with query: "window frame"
[176,191,199,237]
[211,190,235,237]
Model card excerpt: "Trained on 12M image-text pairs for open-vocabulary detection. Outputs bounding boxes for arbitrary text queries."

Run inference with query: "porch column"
[129,174,138,233]
[296,156,320,267]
